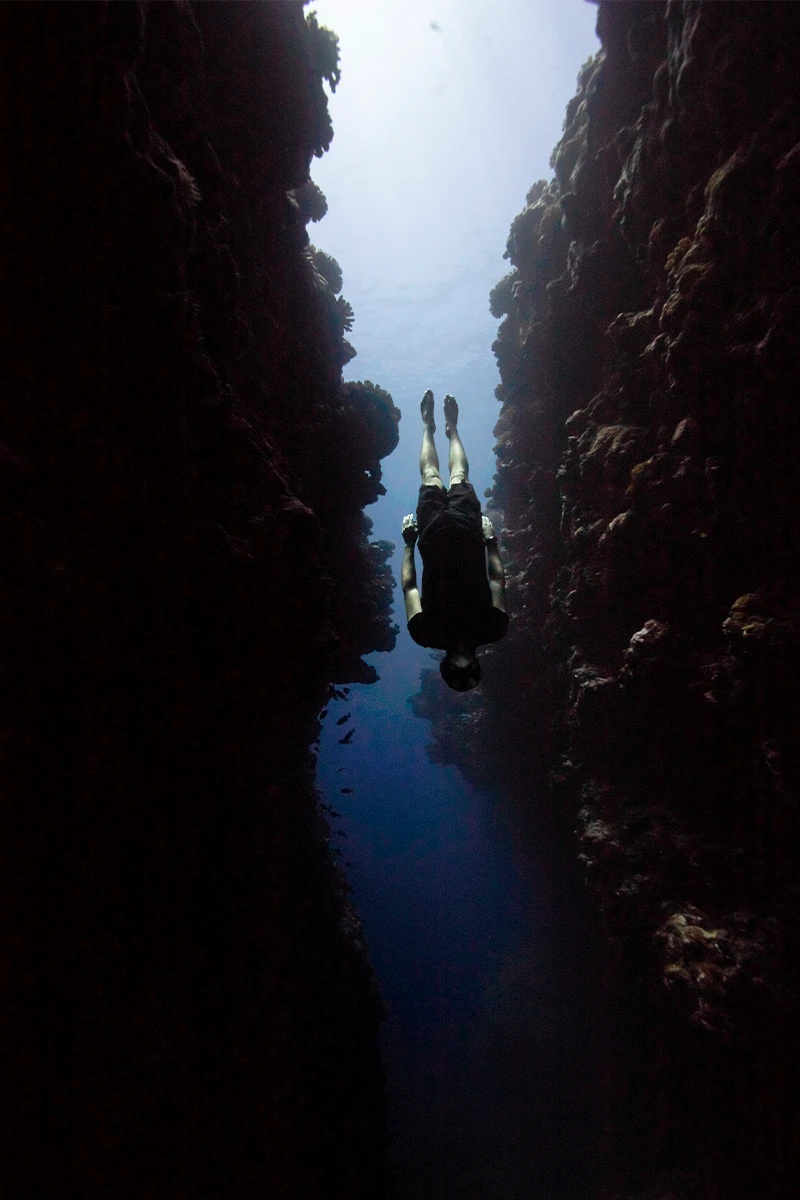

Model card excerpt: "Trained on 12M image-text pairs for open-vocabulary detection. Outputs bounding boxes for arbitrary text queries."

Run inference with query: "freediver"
[401,390,508,691]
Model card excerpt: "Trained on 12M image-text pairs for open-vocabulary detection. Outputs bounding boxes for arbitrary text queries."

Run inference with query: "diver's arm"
[402,516,423,621]
[402,546,422,621]
[486,538,506,613]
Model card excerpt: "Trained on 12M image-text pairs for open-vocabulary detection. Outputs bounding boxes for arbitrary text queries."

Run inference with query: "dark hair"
[440,651,481,691]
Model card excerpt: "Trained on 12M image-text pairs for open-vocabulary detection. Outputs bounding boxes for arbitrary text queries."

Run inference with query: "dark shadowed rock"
[414,2,800,1195]
[0,3,396,1196]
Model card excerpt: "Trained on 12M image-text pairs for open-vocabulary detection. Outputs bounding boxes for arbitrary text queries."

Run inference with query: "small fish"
[336,713,351,726]
[319,708,328,719]
[338,729,354,744]
[340,787,353,794]
[336,767,345,773]
[334,688,347,700]
[430,20,441,33]
[329,810,341,819]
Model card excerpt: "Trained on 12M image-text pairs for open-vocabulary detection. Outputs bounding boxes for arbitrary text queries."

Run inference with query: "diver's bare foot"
[421,389,435,430]
[444,394,459,436]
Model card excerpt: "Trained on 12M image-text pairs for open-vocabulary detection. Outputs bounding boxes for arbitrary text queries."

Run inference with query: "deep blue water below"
[315,626,674,1200]
[316,640,560,1199]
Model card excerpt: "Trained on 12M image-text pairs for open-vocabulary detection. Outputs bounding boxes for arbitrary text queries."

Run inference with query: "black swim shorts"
[416,481,482,544]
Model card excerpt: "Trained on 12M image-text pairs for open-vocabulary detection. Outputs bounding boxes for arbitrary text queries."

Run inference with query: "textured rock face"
[418,1,800,1194]
[0,3,396,1196]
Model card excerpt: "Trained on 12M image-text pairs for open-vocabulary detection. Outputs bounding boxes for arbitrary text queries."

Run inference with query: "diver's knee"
[422,470,444,488]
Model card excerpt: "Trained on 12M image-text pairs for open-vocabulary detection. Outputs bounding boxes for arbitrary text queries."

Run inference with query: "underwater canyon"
[1,2,799,1198]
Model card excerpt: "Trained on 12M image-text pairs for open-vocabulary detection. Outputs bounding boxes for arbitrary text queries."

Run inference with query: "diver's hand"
[402,515,418,545]
[482,515,496,542]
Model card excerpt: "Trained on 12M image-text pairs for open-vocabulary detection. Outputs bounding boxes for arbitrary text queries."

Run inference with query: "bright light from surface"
[310,0,599,394]
[313,0,597,283]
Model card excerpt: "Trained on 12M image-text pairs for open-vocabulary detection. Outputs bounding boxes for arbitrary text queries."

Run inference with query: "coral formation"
[416,2,800,1194]
[0,2,396,1196]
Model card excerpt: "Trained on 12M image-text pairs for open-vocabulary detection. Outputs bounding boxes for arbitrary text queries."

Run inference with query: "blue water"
[316,581,556,1197]
[316,618,668,1199]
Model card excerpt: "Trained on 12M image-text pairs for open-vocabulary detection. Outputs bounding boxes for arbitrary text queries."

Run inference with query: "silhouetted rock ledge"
[416,2,800,1195]
[0,3,395,1196]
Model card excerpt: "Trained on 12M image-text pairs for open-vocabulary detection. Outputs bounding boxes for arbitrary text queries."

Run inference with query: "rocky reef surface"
[0,3,397,1196]
[416,2,800,1194]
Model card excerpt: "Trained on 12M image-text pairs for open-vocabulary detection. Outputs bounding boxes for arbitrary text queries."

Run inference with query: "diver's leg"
[444,394,469,485]
[420,389,444,488]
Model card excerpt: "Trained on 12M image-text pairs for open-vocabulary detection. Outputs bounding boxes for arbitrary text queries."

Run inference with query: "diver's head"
[440,645,481,691]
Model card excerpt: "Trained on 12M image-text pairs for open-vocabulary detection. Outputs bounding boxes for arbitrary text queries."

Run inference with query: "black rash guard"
[408,515,508,650]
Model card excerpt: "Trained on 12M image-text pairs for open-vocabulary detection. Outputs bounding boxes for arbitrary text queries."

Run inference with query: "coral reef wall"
[0,3,397,1196]
[420,1,800,1194]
